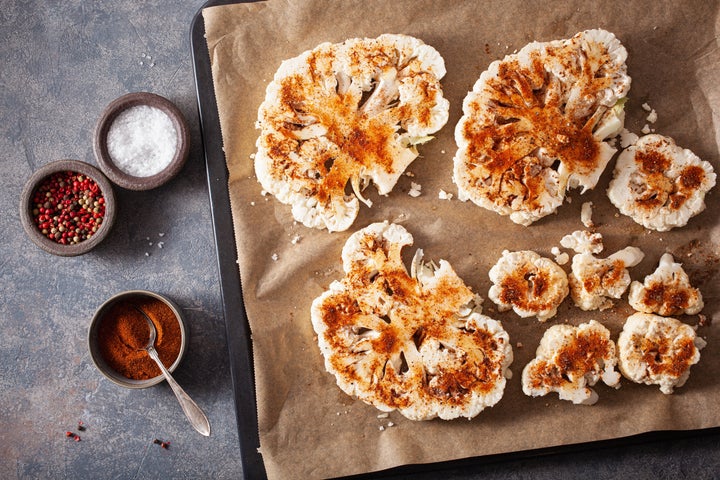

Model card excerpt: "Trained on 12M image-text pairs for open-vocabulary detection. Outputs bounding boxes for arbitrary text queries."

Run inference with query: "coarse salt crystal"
[107,105,177,177]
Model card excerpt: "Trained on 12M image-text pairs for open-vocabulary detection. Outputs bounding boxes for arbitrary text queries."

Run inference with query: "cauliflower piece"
[569,246,645,311]
[580,201,594,228]
[628,253,704,316]
[453,29,631,225]
[488,250,569,321]
[522,320,621,405]
[618,312,706,394]
[560,229,604,254]
[311,222,513,420]
[255,34,450,232]
[607,134,716,231]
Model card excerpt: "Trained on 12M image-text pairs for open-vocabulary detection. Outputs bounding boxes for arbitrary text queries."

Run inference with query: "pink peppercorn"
[31,171,106,245]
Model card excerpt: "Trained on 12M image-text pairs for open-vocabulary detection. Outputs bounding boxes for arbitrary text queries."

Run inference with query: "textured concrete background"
[1,1,719,479]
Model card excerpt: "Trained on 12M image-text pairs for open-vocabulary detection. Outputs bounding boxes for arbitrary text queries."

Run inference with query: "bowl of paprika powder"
[88,290,187,388]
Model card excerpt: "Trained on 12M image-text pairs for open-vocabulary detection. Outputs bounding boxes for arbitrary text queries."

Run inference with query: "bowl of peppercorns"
[19,159,117,256]
[88,290,187,389]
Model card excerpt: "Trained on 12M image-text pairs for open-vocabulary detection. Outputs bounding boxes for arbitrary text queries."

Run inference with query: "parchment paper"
[202,1,720,478]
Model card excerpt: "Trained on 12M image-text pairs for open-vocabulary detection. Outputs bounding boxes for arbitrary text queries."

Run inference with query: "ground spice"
[97,297,182,380]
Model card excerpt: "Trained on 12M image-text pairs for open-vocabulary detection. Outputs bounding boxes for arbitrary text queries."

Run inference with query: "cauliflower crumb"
[641,124,651,134]
[271,253,279,261]
[408,182,422,197]
[291,234,302,245]
[641,102,652,112]
[405,171,415,178]
[646,109,658,123]
[581,201,594,228]
[376,413,389,419]
[555,252,570,265]
[438,189,453,200]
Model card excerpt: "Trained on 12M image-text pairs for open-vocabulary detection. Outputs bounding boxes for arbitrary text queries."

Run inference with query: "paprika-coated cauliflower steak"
[311,222,513,420]
[453,29,630,226]
[255,34,450,232]
[488,250,569,322]
[607,134,716,232]
[628,253,704,316]
[522,320,621,405]
[618,313,706,394]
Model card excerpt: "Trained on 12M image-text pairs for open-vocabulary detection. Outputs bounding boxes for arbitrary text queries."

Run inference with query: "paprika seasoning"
[97,297,182,380]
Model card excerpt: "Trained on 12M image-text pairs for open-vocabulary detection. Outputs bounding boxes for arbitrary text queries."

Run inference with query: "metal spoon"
[134,305,211,436]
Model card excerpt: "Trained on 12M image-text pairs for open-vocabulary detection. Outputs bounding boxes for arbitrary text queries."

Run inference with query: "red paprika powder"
[97,297,182,380]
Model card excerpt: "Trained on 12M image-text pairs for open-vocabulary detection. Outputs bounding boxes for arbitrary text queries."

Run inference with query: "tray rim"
[189,2,720,478]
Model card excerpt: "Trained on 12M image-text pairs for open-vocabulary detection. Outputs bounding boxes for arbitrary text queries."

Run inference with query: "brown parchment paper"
[202,1,720,478]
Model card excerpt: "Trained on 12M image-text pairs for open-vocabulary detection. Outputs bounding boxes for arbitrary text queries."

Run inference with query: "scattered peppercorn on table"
[2,1,720,480]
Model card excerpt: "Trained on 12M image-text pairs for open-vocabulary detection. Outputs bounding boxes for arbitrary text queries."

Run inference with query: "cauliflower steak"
[255,34,450,232]
[522,320,621,405]
[618,313,706,394]
[488,250,569,321]
[453,29,630,225]
[628,253,704,316]
[311,222,513,420]
[607,134,716,231]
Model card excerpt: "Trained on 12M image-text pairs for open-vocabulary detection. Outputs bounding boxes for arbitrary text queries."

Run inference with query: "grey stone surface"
[0,1,718,479]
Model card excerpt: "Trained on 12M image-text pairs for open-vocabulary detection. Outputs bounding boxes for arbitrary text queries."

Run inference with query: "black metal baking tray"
[189,3,720,479]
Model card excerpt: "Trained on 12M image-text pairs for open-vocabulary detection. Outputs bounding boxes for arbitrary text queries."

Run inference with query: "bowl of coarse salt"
[94,92,189,190]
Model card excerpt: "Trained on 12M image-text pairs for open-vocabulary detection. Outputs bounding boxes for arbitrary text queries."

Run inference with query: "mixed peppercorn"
[31,170,106,245]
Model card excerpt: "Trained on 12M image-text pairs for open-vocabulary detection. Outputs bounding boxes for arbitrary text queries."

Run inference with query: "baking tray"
[189,2,720,478]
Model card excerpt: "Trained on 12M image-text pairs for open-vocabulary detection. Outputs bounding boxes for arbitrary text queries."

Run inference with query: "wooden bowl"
[19,159,116,256]
[93,92,189,190]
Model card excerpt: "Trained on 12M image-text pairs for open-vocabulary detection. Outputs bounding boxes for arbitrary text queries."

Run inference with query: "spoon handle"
[147,346,211,436]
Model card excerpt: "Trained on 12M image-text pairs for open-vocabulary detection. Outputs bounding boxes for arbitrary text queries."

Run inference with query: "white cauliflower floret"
[255,34,450,232]
[453,29,631,226]
[488,250,569,321]
[522,320,621,405]
[628,253,704,316]
[560,229,604,254]
[617,312,706,394]
[569,246,645,311]
[607,134,716,232]
[311,222,513,421]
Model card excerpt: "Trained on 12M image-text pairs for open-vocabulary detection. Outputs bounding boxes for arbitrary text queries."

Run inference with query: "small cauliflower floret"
[569,246,644,311]
[618,312,706,394]
[560,229,604,254]
[607,134,716,232]
[628,253,704,316]
[488,250,569,321]
[522,320,621,405]
[453,29,631,226]
[311,222,513,421]
[255,34,450,232]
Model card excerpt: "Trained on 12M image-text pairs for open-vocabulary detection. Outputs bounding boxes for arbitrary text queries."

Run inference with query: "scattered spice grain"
[97,297,182,380]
